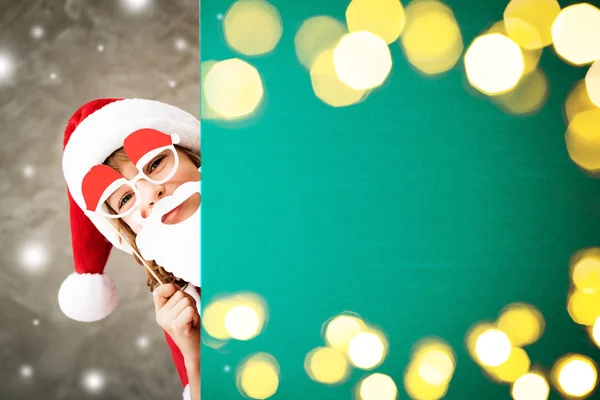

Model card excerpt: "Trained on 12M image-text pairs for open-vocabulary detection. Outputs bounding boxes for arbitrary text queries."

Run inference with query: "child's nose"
[136,179,164,218]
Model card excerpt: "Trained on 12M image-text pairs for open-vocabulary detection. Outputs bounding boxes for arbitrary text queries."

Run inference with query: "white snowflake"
[31,25,45,39]
[82,370,105,393]
[121,0,152,13]
[217,13,224,20]
[20,365,34,378]
[32,319,40,327]
[136,336,150,349]
[224,365,231,372]
[174,38,188,51]
[23,165,35,178]
[0,52,14,82]
[97,44,105,52]
[21,241,47,272]
[168,80,177,88]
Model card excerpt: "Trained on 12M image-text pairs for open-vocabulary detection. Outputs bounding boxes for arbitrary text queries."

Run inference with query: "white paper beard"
[133,179,201,288]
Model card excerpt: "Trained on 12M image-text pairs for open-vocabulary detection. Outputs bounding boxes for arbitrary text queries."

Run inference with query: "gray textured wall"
[0,1,199,398]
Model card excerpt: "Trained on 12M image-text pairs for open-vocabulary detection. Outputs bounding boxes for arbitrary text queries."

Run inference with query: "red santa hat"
[59,98,200,322]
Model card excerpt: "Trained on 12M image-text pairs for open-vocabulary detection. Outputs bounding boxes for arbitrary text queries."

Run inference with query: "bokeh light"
[400,0,463,76]
[347,329,388,370]
[565,80,599,123]
[0,51,15,83]
[120,0,152,13]
[466,322,495,360]
[225,305,260,340]
[488,347,531,383]
[551,3,600,66]
[203,292,267,341]
[203,58,264,120]
[591,317,600,348]
[475,328,512,367]
[294,16,347,70]
[20,365,33,379]
[333,31,392,91]
[323,313,366,351]
[31,25,44,40]
[20,241,48,272]
[200,60,222,120]
[565,109,600,175]
[304,347,350,385]
[464,33,524,95]
[81,370,106,393]
[511,372,550,400]
[487,21,541,75]
[492,69,548,115]
[223,0,283,56]
[310,49,368,107]
[236,353,279,399]
[345,0,405,44]
[411,339,456,386]
[503,0,560,50]
[571,248,600,294]
[404,363,449,400]
[568,288,600,326]
[586,60,600,107]
[552,354,598,398]
[357,373,398,400]
[496,303,545,347]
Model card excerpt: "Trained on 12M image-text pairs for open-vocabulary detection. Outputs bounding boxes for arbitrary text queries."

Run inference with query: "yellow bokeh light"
[333,31,393,91]
[475,328,512,367]
[553,355,598,398]
[237,353,279,399]
[466,322,495,359]
[412,339,456,386]
[400,0,463,76]
[464,33,524,95]
[503,0,560,50]
[565,109,600,175]
[304,347,350,385]
[225,305,260,340]
[223,0,282,56]
[203,58,264,120]
[358,373,398,400]
[203,297,234,340]
[568,288,600,326]
[497,303,545,347]
[551,3,600,66]
[592,318,600,348]
[586,60,600,107]
[200,60,223,120]
[323,313,366,352]
[404,364,449,400]
[294,16,347,70]
[565,80,599,123]
[487,21,541,75]
[492,69,548,115]
[347,330,388,370]
[511,372,550,400]
[310,48,368,107]
[488,347,531,383]
[345,0,405,44]
[571,248,600,294]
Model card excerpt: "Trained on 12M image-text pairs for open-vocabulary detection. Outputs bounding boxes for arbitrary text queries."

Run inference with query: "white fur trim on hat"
[58,273,118,322]
[63,98,200,252]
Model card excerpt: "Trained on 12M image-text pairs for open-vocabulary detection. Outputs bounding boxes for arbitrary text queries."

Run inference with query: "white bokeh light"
[32,319,39,327]
[20,365,33,379]
[136,336,150,350]
[97,44,105,52]
[0,52,14,82]
[174,38,188,51]
[81,370,106,393]
[49,72,57,80]
[23,165,35,178]
[121,0,152,13]
[31,25,44,40]
[20,241,48,272]
[168,80,177,88]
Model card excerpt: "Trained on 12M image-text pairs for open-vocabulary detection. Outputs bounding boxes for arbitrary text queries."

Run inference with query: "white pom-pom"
[58,273,118,322]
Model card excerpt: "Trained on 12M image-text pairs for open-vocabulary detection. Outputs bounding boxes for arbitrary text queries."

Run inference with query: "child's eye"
[119,193,133,209]
[149,156,165,173]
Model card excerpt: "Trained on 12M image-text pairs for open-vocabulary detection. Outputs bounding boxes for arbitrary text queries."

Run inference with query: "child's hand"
[153,283,200,362]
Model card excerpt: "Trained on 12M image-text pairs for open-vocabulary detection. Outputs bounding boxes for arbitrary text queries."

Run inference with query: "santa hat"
[59,98,200,322]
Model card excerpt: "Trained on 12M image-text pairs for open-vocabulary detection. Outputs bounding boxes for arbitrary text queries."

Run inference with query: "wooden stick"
[109,224,164,286]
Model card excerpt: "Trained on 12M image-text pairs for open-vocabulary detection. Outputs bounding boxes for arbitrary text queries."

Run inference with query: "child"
[58,98,201,399]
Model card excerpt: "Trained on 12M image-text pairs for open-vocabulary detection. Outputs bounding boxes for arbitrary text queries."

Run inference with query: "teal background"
[202,0,600,398]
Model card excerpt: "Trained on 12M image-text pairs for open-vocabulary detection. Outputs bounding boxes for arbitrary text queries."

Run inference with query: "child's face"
[106,148,200,234]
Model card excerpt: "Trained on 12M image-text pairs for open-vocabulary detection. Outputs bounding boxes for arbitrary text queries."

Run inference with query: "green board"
[201,0,600,398]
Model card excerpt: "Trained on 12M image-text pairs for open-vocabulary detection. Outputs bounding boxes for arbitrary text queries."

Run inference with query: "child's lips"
[161,202,184,224]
